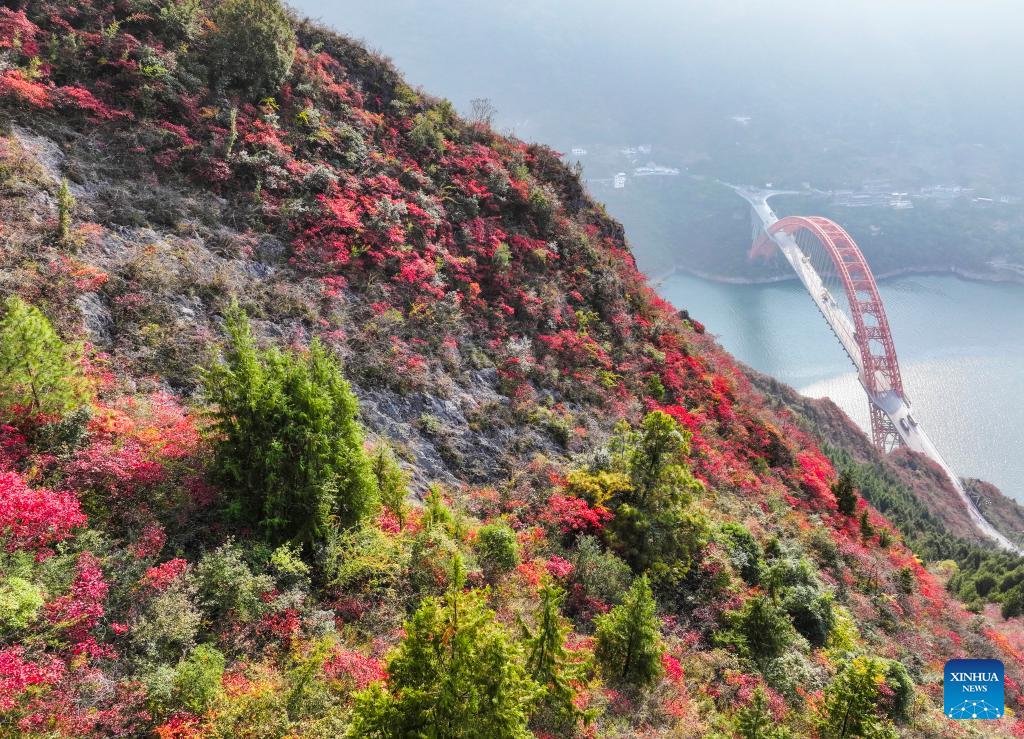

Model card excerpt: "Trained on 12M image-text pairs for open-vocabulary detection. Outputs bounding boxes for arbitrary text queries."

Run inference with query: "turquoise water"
[659,272,1024,502]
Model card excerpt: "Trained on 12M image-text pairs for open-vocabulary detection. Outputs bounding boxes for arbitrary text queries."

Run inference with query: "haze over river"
[660,272,1024,502]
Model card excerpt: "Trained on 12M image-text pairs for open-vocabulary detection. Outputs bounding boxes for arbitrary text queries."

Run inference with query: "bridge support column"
[870,405,902,452]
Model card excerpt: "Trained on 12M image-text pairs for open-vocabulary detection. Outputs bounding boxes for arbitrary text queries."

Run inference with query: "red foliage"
[66,439,167,499]
[0,70,51,108]
[129,522,167,559]
[0,9,40,56]
[154,713,205,739]
[45,552,108,642]
[0,471,86,552]
[662,653,684,683]
[540,493,612,537]
[795,450,837,508]
[0,647,64,711]
[544,555,574,580]
[260,608,301,644]
[140,559,189,592]
[0,425,29,471]
[323,649,386,689]
[724,671,787,721]
[54,85,131,121]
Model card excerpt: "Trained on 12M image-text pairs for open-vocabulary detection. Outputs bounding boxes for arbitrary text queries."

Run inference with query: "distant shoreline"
[650,262,1024,288]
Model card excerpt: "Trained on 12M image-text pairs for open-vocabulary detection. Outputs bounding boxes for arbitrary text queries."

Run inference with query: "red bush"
[0,471,86,552]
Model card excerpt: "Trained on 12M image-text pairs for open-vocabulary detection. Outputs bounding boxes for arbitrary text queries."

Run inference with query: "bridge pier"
[870,405,902,452]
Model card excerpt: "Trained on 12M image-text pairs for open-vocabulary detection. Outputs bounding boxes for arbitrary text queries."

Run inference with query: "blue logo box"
[944,659,1004,719]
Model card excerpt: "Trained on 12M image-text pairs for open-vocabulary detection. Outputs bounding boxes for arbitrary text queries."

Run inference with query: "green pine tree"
[207,0,297,102]
[833,471,858,516]
[818,656,898,739]
[0,296,84,419]
[423,483,455,533]
[604,411,708,583]
[521,582,591,728]
[726,594,796,664]
[348,555,540,738]
[593,575,664,688]
[859,510,876,540]
[734,686,791,739]
[371,443,409,530]
[202,303,377,545]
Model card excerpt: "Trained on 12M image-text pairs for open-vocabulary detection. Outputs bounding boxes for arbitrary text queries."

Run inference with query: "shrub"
[422,484,456,534]
[348,558,540,737]
[0,577,43,633]
[782,584,834,647]
[734,685,792,739]
[407,105,454,155]
[474,522,519,579]
[881,659,915,723]
[173,644,225,714]
[158,0,205,42]
[326,522,408,596]
[896,567,915,595]
[0,297,84,420]
[719,522,763,585]
[974,573,997,598]
[129,579,202,663]
[593,575,664,688]
[0,471,87,551]
[207,0,297,102]
[203,304,377,545]
[1002,583,1024,619]
[407,527,462,601]
[568,535,632,607]
[269,543,311,589]
[832,471,858,516]
[192,542,273,622]
[371,443,409,531]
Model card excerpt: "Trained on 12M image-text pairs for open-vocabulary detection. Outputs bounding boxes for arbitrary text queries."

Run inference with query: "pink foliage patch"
[55,85,132,121]
[544,555,574,580]
[662,653,684,683]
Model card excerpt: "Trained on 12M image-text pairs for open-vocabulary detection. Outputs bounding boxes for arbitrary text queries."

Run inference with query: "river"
[659,271,1024,502]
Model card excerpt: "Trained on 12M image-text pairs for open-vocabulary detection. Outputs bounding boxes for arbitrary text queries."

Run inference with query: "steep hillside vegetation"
[748,370,1024,618]
[1,2,1023,736]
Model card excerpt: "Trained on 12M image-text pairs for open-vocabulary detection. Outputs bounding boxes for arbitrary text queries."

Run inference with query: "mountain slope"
[1,2,1022,736]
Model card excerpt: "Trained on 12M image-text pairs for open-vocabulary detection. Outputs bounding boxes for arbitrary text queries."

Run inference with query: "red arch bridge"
[738,186,1018,552]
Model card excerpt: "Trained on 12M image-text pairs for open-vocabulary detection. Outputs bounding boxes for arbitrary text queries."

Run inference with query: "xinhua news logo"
[944,659,1004,720]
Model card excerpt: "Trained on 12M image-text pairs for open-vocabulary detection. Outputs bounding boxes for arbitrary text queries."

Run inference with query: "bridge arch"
[753,216,905,450]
